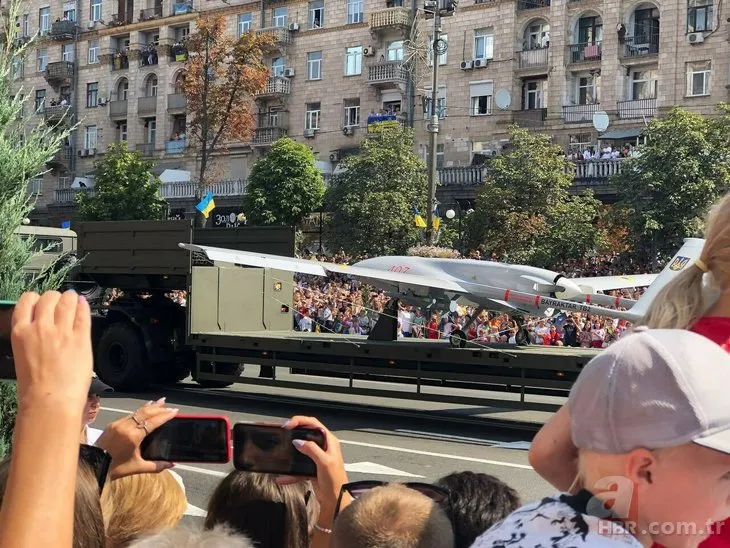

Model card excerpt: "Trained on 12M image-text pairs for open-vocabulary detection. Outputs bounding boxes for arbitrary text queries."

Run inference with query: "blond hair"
[101,471,187,547]
[128,524,254,548]
[332,484,454,548]
[641,193,730,329]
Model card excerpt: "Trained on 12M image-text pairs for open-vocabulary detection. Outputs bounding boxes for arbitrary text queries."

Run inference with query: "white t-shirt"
[470,492,642,548]
[398,310,413,333]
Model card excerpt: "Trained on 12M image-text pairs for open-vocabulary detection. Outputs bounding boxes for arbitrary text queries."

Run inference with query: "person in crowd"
[82,372,113,445]
[331,483,455,548]
[435,471,520,548]
[205,472,316,548]
[102,470,188,547]
[128,525,254,548]
[474,329,730,548]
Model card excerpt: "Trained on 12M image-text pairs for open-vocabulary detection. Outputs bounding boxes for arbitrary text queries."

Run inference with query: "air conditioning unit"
[78,149,84,157]
[329,152,340,162]
[473,58,487,68]
[289,22,300,31]
[363,46,375,56]
[87,20,95,29]
[284,67,295,77]
[303,129,315,138]
[460,60,473,70]
[688,32,704,44]
[342,126,354,135]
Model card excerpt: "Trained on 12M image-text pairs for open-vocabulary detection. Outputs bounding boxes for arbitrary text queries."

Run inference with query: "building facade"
[2,0,728,224]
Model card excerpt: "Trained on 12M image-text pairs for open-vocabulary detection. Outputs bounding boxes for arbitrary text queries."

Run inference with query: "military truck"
[16,225,77,276]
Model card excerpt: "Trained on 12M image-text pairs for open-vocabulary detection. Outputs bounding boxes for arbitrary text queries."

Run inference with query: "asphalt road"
[93,387,556,527]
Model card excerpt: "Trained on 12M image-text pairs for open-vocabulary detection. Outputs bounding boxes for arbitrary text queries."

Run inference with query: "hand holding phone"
[140,415,231,463]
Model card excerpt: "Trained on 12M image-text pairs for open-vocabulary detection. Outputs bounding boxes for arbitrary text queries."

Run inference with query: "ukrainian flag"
[433,206,441,231]
[412,206,427,229]
[195,191,216,218]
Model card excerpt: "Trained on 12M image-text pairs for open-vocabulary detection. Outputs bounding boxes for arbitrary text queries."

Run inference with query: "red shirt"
[654,317,730,548]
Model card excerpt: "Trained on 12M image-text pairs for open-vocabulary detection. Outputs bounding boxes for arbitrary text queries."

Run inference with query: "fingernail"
[155,397,166,404]
[282,419,292,428]
[78,295,86,302]
[169,408,179,413]
[292,439,306,448]
[68,289,76,294]
[146,400,154,405]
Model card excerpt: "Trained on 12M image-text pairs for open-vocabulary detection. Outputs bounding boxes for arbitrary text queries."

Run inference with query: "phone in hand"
[140,415,231,463]
[232,423,326,477]
[79,444,112,493]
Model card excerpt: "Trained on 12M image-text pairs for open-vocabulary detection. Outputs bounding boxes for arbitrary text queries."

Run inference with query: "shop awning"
[599,127,644,140]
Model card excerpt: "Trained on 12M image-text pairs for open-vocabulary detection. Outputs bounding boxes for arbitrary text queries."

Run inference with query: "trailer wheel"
[194,362,244,388]
[449,329,467,349]
[96,324,148,390]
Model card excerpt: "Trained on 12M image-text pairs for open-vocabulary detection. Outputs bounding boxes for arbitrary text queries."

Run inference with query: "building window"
[424,144,444,169]
[686,61,711,96]
[272,7,288,27]
[62,44,74,62]
[117,78,129,100]
[576,73,599,104]
[347,0,363,24]
[386,40,404,61]
[345,46,362,75]
[525,21,549,49]
[63,7,76,21]
[309,0,324,29]
[118,123,127,142]
[37,48,48,72]
[428,34,448,65]
[22,14,29,36]
[88,39,100,64]
[307,51,322,80]
[271,57,285,77]
[146,75,158,96]
[688,0,713,32]
[344,98,360,127]
[11,55,23,79]
[474,28,494,60]
[90,0,102,21]
[39,7,50,34]
[305,102,320,130]
[84,125,98,150]
[35,89,46,112]
[524,79,546,109]
[470,81,493,115]
[238,13,252,36]
[147,119,156,144]
[578,16,603,44]
[423,85,447,118]
[631,69,657,99]
[86,82,98,107]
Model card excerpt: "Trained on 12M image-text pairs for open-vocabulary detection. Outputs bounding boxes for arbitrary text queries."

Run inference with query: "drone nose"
[554,277,583,299]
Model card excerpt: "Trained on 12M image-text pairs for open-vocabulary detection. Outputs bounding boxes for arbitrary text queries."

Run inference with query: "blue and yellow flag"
[412,206,427,229]
[196,191,216,218]
[432,205,441,231]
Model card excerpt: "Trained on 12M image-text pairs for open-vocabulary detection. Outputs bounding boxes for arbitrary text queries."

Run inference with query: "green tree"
[242,137,325,226]
[612,105,730,261]
[0,0,76,457]
[324,126,428,256]
[464,126,605,267]
[77,142,166,221]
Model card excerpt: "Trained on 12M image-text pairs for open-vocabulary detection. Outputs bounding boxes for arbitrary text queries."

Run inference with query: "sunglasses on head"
[333,480,451,521]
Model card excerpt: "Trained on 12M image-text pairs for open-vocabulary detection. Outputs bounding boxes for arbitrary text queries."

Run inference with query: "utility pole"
[424,8,440,245]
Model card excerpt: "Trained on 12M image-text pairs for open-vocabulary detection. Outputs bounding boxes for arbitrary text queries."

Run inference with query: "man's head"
[568,329,730,548]
[332,484,454,548]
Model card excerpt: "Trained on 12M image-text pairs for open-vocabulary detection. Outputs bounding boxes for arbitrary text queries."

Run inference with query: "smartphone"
[140,415,231,463]
[79,444,112,493]
[232,423,326,477]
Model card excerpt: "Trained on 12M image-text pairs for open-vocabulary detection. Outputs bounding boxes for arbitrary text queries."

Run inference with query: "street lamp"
[445,209,456,220]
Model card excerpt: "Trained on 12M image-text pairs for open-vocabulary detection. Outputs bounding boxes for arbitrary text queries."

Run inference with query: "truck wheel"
[96,324,148,390]
[194,362,243,388]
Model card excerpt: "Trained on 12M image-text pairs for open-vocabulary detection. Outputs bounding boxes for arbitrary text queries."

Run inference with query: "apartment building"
[2,0,728,223]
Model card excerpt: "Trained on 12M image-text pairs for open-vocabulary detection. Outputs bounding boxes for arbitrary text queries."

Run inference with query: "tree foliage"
[612,105,730,261]
[464,126,605,267]
[242,137,325,226]
[77,142,166,221]
[0,0,76,458]
[184,14,273,197]
[324,126,428,256]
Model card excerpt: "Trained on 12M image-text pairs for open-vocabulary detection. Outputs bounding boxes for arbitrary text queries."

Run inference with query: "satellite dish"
[495,89,511,110]
[592,110,610,132]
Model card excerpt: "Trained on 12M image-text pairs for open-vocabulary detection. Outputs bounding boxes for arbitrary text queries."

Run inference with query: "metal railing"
[159,179,247,199]
[49,20,76,40]
[47,146,72,167]
[44,61,74,84]
[513,108,547,128]
[437,166,484,186]
[517,0,550,8]
[255,76,291,96]
[138,96,157,115]
[369,7,410,31]
[109,100,128,117]
[167,93,187,110]
[567,42,602,63]
[44,105,73,125]
[253,126,287,145]
[136,143,155,157]
[111,53,129,71]
[367,61,407,84]
[570,159,625,182]
[255,27,292,46]
[165,139,186,154]
[139,5,163,20]
[54,187,87,204]
[623,34,659,57]
[518,48,548,69]
[562,103,600,123]
[617,98,656,119]
[109,12,133,26]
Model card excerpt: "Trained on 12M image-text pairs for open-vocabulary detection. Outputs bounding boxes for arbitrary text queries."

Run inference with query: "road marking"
[395,429,532,450]
[186,504,208,517]
[346,462,425,478]
[174,464,229,478]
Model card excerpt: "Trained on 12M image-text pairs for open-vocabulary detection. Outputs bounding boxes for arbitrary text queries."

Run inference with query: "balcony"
[366,113,405,136]
[44,105,73,127]
[570,158,625,195]
[54,187,89,204]
[170,43,188,62]
[255,76,291,98]
[367,61,407,88]
[512,108,547,128]
[171,1,193,14]
[562,103,600,123]
[165,139,186,154]
[622,34,659,58]
[167,93,187,111]
[46,146,72,169]
[159,179,247,199]
[253,112,289,146]
[139,5,163,21]
[255,27,292,50]
[567,42,602,64]
[617,98,656,119]
[139,46,159,66]
[369,7,411,34]
[109,99,128,119]
[517,0,550,9]
[437,166,485,186]
[109,12,133,26]
[49,20,77,40]
[138,96,157,116]
[136,143,155,157]
[111,52,129,71]
[44,61,74,86]
[517,47,548,69]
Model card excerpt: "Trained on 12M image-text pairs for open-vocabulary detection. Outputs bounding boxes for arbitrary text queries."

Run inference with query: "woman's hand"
[96,398,179,480]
